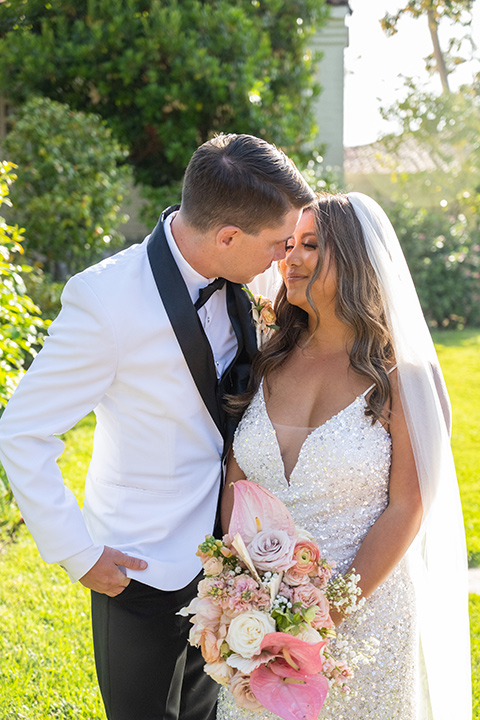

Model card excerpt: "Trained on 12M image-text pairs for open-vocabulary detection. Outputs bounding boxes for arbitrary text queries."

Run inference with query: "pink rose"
[283,567,311,587]
[229,672,263,711]
[293,584,334,629]
[247,529,296,572]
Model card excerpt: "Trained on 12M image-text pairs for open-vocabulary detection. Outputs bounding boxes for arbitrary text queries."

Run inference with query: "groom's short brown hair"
[181,134,314,234]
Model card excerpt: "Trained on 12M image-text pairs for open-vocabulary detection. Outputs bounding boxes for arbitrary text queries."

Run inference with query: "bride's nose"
[285,244,302,266]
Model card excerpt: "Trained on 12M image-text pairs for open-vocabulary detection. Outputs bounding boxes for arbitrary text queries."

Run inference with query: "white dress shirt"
[164,212,237,378]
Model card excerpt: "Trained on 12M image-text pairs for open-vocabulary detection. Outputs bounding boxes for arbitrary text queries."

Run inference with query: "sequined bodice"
[232,382,391,570]
[219,382,417,720]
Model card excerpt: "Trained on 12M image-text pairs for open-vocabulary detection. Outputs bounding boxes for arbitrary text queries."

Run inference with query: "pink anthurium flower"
[229,480,296,545]
[259,632,326,675]
[248,632,329,720]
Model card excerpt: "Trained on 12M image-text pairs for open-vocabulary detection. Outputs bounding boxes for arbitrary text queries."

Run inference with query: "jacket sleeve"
[0,273,118,581]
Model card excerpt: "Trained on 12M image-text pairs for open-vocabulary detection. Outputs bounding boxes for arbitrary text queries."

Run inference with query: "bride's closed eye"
[285,241,318,252]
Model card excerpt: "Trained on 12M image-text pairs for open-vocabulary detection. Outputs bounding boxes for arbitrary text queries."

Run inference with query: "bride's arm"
[220,448,246,534]
[332,371,423,625]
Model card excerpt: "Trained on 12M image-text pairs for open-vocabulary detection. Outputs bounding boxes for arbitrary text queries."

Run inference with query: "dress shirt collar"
[163,211,216,304]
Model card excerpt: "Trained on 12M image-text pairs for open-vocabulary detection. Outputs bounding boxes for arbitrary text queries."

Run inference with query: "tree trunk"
[427,8,451,93]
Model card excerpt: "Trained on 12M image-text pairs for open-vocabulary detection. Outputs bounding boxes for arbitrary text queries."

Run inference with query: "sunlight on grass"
[433,330,480,566]
[0,415,104,719]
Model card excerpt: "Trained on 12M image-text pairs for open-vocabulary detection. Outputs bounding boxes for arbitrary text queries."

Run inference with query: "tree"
[377,78,480,328]
[381,0,474,93]
[380,78,480,207]
[4,96,133,280]
[0,0,328,188]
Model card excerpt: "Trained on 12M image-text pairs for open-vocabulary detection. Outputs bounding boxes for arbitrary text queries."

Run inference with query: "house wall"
[309,5,349,175]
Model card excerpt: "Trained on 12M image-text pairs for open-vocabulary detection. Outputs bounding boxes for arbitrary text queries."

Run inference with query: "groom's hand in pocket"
[79,546,148,596]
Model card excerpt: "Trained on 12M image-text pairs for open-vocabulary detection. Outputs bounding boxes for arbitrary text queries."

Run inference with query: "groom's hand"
[79,546,148,596]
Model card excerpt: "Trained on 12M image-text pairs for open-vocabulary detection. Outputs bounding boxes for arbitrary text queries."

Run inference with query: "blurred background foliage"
[0,0,477,344]
[0,0,328,187]
[4,97,133,281]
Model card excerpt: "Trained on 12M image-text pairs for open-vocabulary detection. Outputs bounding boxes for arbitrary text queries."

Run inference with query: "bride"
[218,192,471,720]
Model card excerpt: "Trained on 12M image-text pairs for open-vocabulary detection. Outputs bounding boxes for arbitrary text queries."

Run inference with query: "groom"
[0,134,314,719]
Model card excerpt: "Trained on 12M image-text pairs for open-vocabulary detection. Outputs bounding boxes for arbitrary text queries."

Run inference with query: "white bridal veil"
[347,192,471,720]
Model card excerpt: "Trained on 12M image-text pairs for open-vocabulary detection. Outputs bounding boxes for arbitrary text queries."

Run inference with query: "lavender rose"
[247,529,296,572]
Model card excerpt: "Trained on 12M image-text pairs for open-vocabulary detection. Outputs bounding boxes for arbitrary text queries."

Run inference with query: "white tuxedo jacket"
[0,215,256,590]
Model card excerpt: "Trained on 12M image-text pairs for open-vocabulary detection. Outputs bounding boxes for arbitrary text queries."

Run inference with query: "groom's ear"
[215,225,243,249]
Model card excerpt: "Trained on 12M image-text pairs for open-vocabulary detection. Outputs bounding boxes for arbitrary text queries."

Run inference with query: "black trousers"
[91,573,218,720]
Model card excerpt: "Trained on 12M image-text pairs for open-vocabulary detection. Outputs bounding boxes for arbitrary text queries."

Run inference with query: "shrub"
[4,97,132,280]
[388,201,480,328]
[0,161,47,408]
[0,161,44,542]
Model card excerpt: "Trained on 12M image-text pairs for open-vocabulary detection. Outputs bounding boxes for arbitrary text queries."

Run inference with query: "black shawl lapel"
[147,207,223,435]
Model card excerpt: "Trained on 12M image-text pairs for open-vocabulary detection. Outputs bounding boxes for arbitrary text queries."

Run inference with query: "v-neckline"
[259,380,364,485]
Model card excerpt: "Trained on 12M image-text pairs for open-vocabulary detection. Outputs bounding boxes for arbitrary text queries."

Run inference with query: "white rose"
[295,525,317,543]
[296,623,322,644]
[226,611,275,658]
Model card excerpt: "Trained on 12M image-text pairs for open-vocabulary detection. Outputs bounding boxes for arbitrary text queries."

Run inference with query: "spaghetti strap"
[361,364,398,398]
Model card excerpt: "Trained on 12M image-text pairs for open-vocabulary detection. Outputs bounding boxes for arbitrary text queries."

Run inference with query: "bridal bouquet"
[179,481,365,720]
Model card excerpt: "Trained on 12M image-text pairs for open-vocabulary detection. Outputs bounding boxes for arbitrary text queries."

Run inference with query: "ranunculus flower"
[229,672,264,711]
[247,529,296,572]
[204,659,235,685]
[226,611,276,658]
[293,585,334,629]
[291,540,320,576]
[202,556,224,576]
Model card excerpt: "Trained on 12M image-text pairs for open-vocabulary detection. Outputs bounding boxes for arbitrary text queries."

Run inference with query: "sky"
[343,0,480,147]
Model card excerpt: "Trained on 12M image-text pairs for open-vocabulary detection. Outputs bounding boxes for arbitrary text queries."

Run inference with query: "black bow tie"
[194,277,226,310]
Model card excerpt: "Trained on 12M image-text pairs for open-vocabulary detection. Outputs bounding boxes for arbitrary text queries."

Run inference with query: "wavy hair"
[228,193,395,424]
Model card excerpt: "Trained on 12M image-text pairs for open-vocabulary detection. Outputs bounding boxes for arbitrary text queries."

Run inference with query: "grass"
[472,595,480,719]
[0,414,105,719]
[0,331,478,718]
[432,329,480,566]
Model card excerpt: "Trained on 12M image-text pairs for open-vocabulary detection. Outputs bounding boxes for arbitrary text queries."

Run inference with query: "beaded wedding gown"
[217,381,418,720]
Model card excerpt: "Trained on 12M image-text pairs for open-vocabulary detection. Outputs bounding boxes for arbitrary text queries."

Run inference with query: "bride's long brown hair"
[227,193,395,424]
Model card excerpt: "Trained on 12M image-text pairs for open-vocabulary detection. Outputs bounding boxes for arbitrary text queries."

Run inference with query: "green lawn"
[432,329,480,566]
[0,331,479,718]
[0,414,105,719]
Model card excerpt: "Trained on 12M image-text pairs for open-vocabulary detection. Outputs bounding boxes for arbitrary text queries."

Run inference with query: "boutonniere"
[243,287,279,347]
